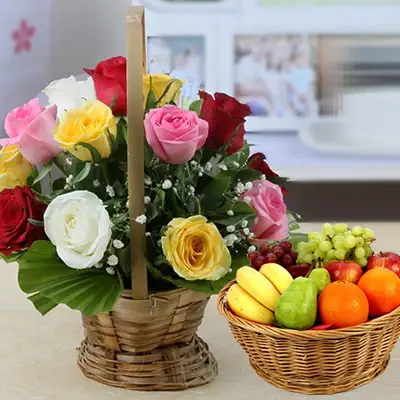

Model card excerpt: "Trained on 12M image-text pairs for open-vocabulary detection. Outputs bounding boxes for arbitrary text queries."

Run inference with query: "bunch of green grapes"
[296,223,375,267]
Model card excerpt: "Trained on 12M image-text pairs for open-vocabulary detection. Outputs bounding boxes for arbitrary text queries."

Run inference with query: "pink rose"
[242,180,289,245]
[144,105,208,164]
[0,98,60,165]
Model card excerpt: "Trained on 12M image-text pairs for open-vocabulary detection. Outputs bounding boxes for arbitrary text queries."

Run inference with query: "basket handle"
[126,6,148,300]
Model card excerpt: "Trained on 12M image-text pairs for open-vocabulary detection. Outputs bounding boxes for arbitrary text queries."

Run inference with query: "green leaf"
[71,162,92,186]
[27,218,44,227]
[155,78,180,106]
[144,141,153,167]
[28,293,58,316]
[110,95,118,112]
[236,169,261,183]
[1,251,25,263]
[74,142,102,163]
[106,128,118,154]
[210,201,256,226]
[33,163,53,185]
[223,141,250,169]
[27,168,42,193]
[146,76,157,110]
[117,117,128,144]
[52,178,65,192]
[288,232,308,249]
[200,171,235,211]
[189,99,203,115]
[18,241,124,316]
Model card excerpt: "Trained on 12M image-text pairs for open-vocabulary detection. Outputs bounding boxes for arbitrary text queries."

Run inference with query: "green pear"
[275,277,317,330]
[309,268,331,295]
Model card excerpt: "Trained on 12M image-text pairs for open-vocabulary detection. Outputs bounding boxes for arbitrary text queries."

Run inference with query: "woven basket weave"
[218,280,400,395]
[78,289,217,390]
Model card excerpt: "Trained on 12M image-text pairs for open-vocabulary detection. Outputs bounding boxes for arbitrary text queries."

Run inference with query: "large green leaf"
[288,232,308,249]
[18,241,123,316]
[209,201,256,226]
[28,293,58,316]
[200,171,235,211]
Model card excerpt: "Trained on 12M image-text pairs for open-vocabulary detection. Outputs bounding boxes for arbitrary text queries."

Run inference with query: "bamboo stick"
[126,6,148,300]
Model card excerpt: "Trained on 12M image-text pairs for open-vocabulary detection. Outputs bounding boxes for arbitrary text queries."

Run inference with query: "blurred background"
[1,0,400,222]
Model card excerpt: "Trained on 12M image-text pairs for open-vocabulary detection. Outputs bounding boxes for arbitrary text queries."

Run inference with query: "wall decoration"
[141,0,240,12]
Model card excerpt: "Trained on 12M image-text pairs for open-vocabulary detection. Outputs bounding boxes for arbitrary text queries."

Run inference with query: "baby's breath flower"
[135,215,147,224]
[205,162,212,171]
[162,179,172,190]
[248,246,256,253]
[232,161,240,168]
[93,179,100,188]
[188,186,195,194]
[106,267,116,275]
[144,196,151,205]
[245,182,253,191]
[144,177,152,186]
[243,196,251,204]
[145,232,152,238]
[227,225,235,233]
[190,160,197,167]
[113,239,124,249]
[243,228,250,236]
[107,255,119,266]
[65,174,73,185]
[198,172,203,177]
[227,210,234,216]
[95,263,103,269]
[261,174,266,181]
[241,220,248,228]
[236,182,245,194]
[219,163,228,171]
[106,185,115,198]
[248,232,255,239]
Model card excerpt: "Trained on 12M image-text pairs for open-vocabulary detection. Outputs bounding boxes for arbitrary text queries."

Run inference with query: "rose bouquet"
[0,56,298,317]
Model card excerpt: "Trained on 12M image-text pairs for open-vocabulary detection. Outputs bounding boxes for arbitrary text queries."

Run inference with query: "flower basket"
[218,280,400,395]
[78,289,216,390]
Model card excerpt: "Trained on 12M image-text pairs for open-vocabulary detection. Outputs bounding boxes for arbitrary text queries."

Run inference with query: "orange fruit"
[318,281,369,328]
[358,268,400,317]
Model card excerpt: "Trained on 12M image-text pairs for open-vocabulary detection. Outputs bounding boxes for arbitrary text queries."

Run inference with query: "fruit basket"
[218,282,400,395]
[218,226,400,395]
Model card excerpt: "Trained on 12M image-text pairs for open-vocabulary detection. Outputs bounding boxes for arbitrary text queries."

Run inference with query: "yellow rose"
[54,100,117,161]
[0,145,32,192]
[143,74,183,108]
[162,215,231,281]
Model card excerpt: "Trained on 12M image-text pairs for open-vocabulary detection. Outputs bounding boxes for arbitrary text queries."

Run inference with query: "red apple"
[325,260,363,284]
[366,252,400,278]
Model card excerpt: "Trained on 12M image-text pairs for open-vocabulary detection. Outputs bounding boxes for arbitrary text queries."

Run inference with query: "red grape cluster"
[248,241,299,270]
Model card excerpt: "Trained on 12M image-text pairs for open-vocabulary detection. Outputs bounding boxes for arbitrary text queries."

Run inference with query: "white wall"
[50,0,131,80]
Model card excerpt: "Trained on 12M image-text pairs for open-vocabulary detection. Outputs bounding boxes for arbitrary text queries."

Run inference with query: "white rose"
[42,76,96,120]
[44,191,112,269]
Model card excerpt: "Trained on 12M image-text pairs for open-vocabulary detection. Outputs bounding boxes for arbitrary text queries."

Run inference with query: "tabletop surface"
[1,222,399,400]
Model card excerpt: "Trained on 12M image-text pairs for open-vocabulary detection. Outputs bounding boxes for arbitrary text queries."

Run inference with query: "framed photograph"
[226,33,319,131]
[146,21,219,103]
[141,0,240,13]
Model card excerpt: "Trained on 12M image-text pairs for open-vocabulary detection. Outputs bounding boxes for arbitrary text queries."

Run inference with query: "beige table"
[1,222,399,400]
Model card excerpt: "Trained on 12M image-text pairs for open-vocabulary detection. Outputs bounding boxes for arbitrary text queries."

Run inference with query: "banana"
[227,284,275,324]
[260,263,293,294]
[236,266,280,311]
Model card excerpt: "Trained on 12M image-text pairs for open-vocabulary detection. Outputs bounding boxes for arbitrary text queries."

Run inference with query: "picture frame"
[140,0,241,13]
[220,8,400,132]
[145,18,220,97]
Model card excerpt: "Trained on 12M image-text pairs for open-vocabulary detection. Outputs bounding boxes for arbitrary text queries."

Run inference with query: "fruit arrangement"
[227,223,400,330]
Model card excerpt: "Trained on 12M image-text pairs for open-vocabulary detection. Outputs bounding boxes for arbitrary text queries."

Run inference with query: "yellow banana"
[227,284,275,324]
[260,263,293,294]
[236,266,280,311]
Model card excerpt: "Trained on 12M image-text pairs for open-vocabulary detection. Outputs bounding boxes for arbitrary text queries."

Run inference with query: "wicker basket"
[218,280,400,395]
[78,289,217,390]
[77,6,217,391]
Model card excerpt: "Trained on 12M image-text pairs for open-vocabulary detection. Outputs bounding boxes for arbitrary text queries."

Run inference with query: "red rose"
[84,56,127,115]
[0,186,46,256]
[248,152,288,196]
[199,91,252,155]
